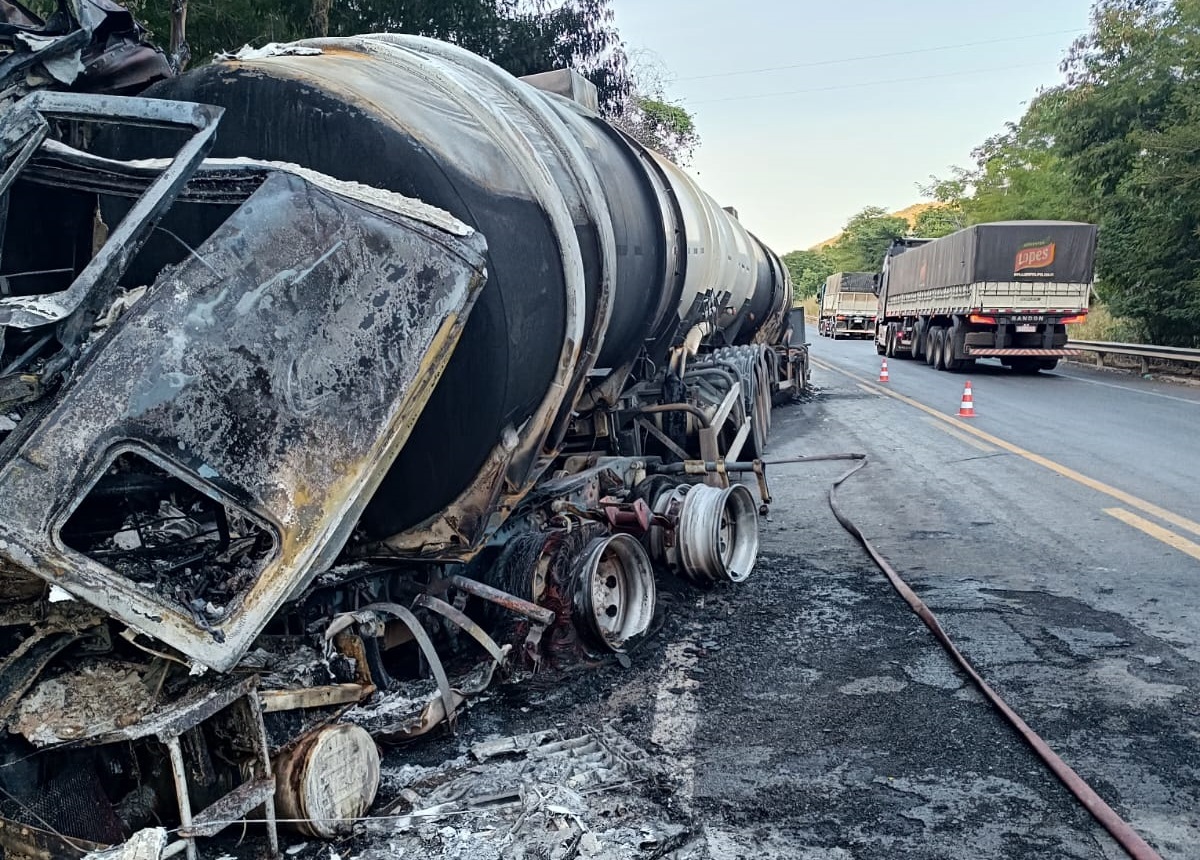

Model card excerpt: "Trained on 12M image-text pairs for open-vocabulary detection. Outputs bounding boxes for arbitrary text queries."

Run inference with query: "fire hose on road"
[761,453,1165,860]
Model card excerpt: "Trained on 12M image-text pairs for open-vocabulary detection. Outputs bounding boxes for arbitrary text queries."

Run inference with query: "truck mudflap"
[966,348,1081,357]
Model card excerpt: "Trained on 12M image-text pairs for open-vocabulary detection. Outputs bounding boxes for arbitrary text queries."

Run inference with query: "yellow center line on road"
[856,383,881,396]
[922,416,997,454]
[809,355,1200,540]
[1105,508,1200,563]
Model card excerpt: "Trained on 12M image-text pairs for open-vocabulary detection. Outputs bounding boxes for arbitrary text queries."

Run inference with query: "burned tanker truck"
[0,6,805,856]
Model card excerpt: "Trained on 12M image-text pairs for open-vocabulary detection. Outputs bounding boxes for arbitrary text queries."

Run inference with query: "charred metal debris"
[0,9,809,858]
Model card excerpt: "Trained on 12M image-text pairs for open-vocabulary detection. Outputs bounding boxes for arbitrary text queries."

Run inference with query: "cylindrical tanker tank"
[743,234,791,346]
[106,36,790,542]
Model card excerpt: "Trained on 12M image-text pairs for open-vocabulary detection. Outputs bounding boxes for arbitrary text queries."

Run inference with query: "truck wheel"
[911,322,925,361]
[875,334,887,355]
[1039,359,1059,371]
[937,329,952,370]
[944,327,962,371]
[925,328,940,367]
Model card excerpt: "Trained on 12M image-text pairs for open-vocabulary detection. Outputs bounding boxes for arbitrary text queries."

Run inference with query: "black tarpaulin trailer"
[875,221,1098,371]
[824,272,877,294]
[885,221,1098,297]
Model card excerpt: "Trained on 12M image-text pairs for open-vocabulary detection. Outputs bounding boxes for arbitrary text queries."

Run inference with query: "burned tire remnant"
[0,16,807,857]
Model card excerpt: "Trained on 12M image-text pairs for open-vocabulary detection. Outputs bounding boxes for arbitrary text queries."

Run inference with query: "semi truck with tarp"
[874,221,1097,373]
[818,271,877,339]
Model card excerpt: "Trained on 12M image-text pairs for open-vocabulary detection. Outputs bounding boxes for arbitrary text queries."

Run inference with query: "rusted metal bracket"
[752,458,773,512]
[414,593,506,665]
[442,573,555,627]
[633,416,690,461]
[351,602,457,732]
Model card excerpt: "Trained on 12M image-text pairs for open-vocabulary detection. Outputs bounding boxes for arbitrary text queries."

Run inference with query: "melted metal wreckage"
[0,21,804,860]
[0,92,497,859]
[0,0,172,97]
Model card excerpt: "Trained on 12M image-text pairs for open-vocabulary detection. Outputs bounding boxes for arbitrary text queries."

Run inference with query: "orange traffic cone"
[957,380,976,418]
[878,358,890,383]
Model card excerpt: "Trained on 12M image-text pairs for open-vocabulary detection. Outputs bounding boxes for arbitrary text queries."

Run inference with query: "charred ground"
[262,387,1200,860]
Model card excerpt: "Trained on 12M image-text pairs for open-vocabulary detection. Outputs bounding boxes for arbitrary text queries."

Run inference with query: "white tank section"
[646,150,757,332]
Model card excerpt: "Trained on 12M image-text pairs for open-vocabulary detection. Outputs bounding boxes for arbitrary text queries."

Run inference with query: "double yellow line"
[810,356,1200,562]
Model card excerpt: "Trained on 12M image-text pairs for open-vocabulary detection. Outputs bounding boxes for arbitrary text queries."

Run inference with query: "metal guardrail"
[796,320,1199,374]
[1069,339,1200,373]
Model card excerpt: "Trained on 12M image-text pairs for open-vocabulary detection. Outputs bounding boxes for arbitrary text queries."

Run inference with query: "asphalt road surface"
[319,337,1200,860]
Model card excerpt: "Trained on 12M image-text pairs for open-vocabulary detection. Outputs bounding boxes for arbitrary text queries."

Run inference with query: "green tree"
[128,0,634,116]
[607,50,699,163]
[917,0,1200,344]
[613,96,699,164]
[911,205,963,238]
[824,206,908,273]
[782,248,833,302]
[922,92,1080,226]
[1053,0,1200,344]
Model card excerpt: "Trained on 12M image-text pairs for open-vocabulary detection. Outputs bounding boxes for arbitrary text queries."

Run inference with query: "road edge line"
[1104,508,1200,563]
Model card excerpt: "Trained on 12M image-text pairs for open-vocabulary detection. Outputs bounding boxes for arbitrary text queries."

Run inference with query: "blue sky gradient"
[612,0,1095,252]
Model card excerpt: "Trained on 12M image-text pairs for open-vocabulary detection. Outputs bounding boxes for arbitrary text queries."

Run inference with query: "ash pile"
[345,728,693,860]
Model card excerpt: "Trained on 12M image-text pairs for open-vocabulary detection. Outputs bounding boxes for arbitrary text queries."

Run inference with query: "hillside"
[813,201,942,250]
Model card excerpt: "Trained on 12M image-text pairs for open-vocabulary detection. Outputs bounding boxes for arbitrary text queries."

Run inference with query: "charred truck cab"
[874,222,1098,373]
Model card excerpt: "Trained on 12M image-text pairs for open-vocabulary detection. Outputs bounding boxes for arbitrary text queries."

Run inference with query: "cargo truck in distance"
[874,221,1098,373]
[818,272,878,339]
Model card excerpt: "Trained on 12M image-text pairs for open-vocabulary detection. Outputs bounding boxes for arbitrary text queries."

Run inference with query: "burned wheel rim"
[678,483,760,585]
[573,533,656,651]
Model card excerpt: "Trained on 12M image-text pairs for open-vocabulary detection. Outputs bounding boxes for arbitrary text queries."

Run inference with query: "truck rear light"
[1060,313,1087,324]
[968,314,995,324]
[836,315,846,320]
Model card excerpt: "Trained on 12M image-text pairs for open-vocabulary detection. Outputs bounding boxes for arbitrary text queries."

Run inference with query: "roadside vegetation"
[121,0,700,163]
[789,0,1200,347]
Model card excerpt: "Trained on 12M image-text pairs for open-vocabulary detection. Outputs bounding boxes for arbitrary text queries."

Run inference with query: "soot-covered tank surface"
[113,36,792,551]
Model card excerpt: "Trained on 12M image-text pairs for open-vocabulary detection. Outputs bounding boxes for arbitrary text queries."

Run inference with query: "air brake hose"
[764,452,1164,860]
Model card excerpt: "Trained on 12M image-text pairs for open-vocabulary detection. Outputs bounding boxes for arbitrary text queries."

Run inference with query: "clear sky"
[610,0,1095,253]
